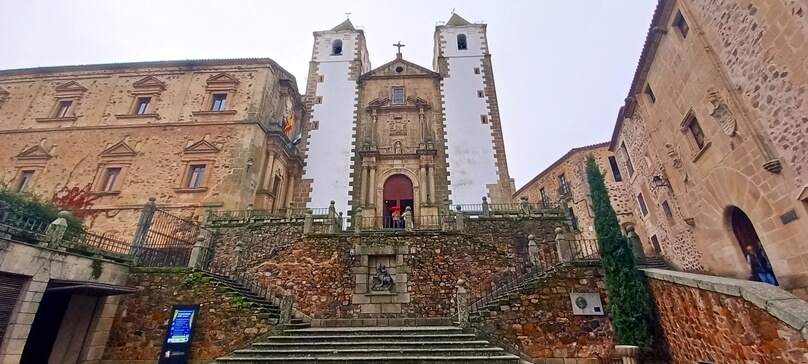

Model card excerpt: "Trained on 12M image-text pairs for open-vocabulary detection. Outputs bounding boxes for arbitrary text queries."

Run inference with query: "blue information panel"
[158,304,200,364]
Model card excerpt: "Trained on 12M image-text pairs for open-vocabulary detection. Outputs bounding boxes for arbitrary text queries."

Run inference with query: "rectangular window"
[662,200,673,221]
[210,94,227,111]
[392,87,405,104]
[674,11,689,38]
[101,167,122,192]
[559,174,570,195]
[480,115,488,124]
[637,193,649,216]
[688,116,706,149]
[473,67,480,75]
[644,84,656,104]
[186,164,206,188]
[620,142,635,177]
[477,90,484,98]
[16,170,34,192]
[135,97,151,114]
[608,156,622,182]
[56,100,72,118]
[650,235,662,255]
[540,188,549,208]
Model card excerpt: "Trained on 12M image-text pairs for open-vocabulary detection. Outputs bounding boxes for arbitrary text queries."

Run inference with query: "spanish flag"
[283,115,294,133]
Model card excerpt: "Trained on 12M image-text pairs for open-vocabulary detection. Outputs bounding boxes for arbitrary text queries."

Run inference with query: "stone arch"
[332,39,343,55]
[376,168,421,211]
[693,167,777,277]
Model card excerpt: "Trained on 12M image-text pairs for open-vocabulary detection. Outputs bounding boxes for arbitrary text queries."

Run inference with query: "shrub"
[0,185,85,235]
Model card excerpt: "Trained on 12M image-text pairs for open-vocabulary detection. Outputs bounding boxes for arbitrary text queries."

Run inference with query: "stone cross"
[392,41,405,54]
[345,12,351,19]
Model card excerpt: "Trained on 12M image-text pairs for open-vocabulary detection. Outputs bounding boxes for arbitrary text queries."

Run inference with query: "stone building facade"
[514,143,645,243]
[609,0,808,295]
[0,59,305,236]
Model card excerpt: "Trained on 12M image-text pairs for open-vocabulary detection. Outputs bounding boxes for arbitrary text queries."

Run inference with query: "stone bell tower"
[433,13,515,204]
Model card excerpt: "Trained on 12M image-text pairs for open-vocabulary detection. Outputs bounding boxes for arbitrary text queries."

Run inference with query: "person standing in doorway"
[746,245,778,286]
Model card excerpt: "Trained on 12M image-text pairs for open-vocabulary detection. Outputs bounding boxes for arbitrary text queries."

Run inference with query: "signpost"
[158,304,200,364]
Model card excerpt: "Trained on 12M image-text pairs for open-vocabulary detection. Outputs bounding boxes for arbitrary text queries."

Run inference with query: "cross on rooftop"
[345,12,351,19]
[393,41,405,54]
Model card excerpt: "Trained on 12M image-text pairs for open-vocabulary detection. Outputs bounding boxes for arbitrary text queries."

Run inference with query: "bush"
[0,185,85,235]
[585,155,652,348]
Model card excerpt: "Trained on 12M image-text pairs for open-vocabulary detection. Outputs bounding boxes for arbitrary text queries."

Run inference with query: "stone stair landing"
[215,326,520,363]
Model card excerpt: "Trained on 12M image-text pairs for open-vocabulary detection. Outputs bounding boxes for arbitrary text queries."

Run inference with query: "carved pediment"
[366,96,431,112]
[17,145,52,160]
[100,141,137,158]
[184,140,220,154]
[132,76,166,91]
[360,58,440,80]
[55,81,88,93]
[207,73,240,86]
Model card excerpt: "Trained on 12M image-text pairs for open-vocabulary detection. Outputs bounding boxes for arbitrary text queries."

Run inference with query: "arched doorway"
[729,206,778,285]
[383,174,414,228]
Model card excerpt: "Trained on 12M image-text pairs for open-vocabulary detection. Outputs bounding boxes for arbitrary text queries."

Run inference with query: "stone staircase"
[201,271,310,329]
[468,267,556,323]
[635,256,670,270]
[215,326,520,363]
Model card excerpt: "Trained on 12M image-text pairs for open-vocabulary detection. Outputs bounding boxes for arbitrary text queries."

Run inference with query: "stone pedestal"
[351,243,411,316]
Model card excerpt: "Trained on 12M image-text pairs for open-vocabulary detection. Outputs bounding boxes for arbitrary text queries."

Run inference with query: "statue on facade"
[371,265,395,291]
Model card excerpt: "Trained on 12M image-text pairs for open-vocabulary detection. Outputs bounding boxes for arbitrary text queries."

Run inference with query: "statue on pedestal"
[371,265,394,291]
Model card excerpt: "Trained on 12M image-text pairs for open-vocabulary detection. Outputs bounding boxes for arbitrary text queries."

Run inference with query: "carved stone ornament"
[389,118,408,136]
[707,88,736,136]
[371,265,394,291]
[665,143,687,182]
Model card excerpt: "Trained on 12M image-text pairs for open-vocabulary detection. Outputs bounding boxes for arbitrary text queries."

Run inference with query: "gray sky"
[0,0,656,188]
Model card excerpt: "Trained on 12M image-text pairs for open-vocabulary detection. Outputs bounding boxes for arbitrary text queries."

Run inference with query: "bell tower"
[433,13,515,204]
[296,18,371,214]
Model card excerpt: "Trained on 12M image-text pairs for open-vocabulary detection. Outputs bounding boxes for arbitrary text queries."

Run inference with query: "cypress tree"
[585,155,652,348]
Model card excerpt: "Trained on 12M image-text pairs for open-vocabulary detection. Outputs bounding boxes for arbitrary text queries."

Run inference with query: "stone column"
[455,206,464,231]
[354,208,363,234]
[46,211,70,248]
[368,165,376,206]
[284,173,295,209]
[428,163,436,204]
[279,283,295,326]
[527,234,539,268]
[360,166,369,206]
[264,152,276,190]
[303,213,312,234]
[555,227,572,263]
[232,240,244,277]
[455,279,469,327]
[420,164,428,204]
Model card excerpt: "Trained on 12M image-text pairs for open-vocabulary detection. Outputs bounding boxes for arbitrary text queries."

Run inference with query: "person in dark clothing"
[746,245,778,286]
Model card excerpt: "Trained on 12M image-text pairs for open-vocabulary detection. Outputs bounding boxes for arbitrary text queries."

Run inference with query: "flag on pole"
[283,115,294,133]
[288,129,303,149]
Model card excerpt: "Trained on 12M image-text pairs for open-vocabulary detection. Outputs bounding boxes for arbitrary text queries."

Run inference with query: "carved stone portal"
[665,143,688,182]
[707,88,736,136]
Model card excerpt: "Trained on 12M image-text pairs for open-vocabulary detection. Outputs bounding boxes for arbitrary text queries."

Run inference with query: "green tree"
[585,155,652,348]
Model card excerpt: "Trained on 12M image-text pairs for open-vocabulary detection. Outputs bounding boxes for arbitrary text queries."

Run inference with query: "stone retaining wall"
[644,268,808,363]
[102,268,276,364]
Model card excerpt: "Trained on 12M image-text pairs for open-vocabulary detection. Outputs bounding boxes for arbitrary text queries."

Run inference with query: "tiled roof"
[445,13,472,26]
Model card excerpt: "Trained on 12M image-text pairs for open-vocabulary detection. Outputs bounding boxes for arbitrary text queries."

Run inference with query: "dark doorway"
[20,291,71,363]
[383,174,414,228]
[729,206,778,285]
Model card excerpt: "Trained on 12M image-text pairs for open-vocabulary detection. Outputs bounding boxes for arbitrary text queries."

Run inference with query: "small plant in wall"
[585,155,653,349]
[90,259,103,279]
[181,271,204,289]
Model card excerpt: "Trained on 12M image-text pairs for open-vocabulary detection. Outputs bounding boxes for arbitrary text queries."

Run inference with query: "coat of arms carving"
[707,88,736,136]
[389,118,408,136]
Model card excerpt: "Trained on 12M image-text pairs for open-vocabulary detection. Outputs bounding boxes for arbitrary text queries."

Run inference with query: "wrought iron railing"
[454,201,562,216]
[350,215,451,231]
[130,207,212,267]
[0,209,50,244]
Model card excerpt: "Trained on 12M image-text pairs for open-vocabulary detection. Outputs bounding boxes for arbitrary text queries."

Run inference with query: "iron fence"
[0,209,50,244]
[558,238,601,261]
[65,230,131,256]
[131,208,211,267]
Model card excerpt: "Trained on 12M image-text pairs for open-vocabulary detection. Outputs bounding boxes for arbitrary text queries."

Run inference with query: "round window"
[395,66,404,73]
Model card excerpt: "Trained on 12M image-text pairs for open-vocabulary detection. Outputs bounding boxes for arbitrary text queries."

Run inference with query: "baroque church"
[300,14,515,221]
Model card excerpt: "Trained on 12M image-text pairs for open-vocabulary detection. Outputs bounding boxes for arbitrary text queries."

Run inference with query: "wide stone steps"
[216,326,519,363]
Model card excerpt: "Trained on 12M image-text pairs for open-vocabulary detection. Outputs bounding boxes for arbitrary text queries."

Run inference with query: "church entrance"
[729,206,778,285]
[383,174,414,228]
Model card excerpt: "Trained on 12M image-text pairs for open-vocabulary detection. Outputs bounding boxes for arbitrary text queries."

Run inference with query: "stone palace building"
[0,14,514,236]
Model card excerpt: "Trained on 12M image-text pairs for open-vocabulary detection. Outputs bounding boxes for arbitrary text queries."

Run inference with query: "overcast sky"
[0,0,656,188]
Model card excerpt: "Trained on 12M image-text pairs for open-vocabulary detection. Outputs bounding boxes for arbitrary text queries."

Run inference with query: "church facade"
[297,14,515,221]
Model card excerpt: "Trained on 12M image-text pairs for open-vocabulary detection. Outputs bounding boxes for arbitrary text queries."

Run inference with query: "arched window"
[457,34,468,50]
[332,39,343,55]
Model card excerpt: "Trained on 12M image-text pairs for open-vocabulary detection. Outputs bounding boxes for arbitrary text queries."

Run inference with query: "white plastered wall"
[437,25,499,204]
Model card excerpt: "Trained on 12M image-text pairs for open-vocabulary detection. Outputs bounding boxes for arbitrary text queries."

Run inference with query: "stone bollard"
[188,235,207,269]
[454,205,464,231]
[245,203,254,221]
[403,206,413,231]
[555,227,572,263]
[455,279,469,327]
[615,345,640,364]
[279,282,295,326]
[286,203,294,218]
[303,213,313,234]
[45,211,70,248]
[626,226,645,259]
[527,234,540,268]
[354,208,363,234]
[481,196,490,216]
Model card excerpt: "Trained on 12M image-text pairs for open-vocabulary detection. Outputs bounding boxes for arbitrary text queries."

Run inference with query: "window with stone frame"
[16,170,34,192]
[680,111,709,154]
[558,174,570,196]
[637,193,649,216]
[392,87,405,104]
[650,235,662,255]
[55,100,72,118]
[662,200,673,221]
[673,10,689,38]
[100,167,122,192]
[569,207,579,231]
[186,164,206,188]
[134,97,151,115]
[540,188,549,208]
[457,34,468,50]
[608,156,622,182]
[620,142,635,177]
[210,94,227,111]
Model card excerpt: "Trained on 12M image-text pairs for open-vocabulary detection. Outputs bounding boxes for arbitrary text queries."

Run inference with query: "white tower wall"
[303,29,369,214]
[435,25,501,204]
